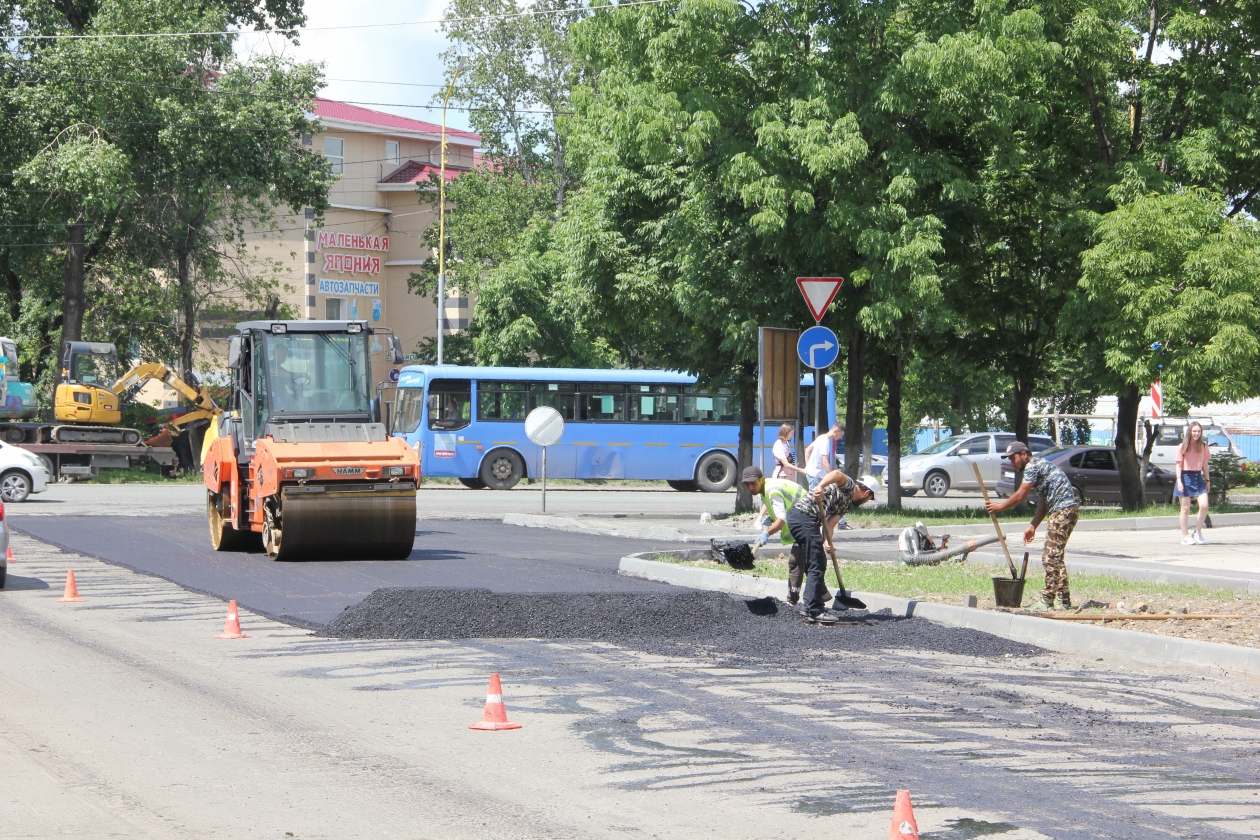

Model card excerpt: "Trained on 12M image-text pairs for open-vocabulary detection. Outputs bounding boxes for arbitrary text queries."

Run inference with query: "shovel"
[972,462,1019,580]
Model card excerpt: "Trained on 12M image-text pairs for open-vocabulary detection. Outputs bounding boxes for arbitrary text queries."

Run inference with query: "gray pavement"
[3,533,1260,839]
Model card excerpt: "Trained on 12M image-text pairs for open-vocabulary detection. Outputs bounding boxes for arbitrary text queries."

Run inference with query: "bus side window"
[683,387,738,423]
[427,378,471,431]
[528,383,576,420]
[394,387,425,434]
[580,384,626,421]
[630,384,679,421]
[478,381,527,421]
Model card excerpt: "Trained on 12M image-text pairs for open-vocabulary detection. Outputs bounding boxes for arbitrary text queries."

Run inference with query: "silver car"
[899,433,1055,498]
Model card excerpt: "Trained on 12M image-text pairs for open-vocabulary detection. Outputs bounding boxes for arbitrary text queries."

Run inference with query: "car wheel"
[38,454,55,481]
[0,470,31,502]
[923,471,950,498]
[901,489,918,497]
[458,477,488,490]
[480,449,525,490]
[1071,485,1085,506]
[695,452,737,493]
[0,564,5,588]
[667,479,700,492]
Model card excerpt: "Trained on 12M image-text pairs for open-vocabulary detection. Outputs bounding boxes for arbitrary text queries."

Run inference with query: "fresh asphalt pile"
[320,588,1040,663]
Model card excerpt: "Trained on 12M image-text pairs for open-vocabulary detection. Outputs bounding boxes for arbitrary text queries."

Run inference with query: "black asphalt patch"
[320,588,1042,663]
[9,515,676,625]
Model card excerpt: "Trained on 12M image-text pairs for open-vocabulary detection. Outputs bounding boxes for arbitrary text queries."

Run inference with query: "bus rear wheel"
[458,477,488,490]
[667,479,699,492]
[695,452,737,493]
[480,449,525,490]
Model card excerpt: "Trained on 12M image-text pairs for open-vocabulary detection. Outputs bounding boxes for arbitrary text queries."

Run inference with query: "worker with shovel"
[786,469,878,623]
[984,441,1079,611]
[741,466,830,608]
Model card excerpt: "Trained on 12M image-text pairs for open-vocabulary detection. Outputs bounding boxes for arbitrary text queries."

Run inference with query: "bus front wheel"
[480,449,525,490]
[695,452,737,493]
[667,479,699,492]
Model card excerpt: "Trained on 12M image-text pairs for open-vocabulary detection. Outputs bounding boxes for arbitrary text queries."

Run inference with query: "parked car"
[0,442,49,502]
[899,433,1055,498]
[1146,418,1245,471]
[995,445,1177,505]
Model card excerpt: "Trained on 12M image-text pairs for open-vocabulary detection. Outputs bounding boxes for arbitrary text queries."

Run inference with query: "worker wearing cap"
[985,440,1079,611]
[786,468,878,623]
[740,466,826,607]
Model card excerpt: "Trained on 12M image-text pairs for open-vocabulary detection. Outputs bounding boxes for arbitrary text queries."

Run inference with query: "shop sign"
[317,232,389,252]
[318,279,381,296]
[322,253,382,275]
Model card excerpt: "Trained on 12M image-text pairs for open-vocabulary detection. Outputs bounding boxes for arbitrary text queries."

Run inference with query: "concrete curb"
[501,512,757,543]
[618,553,1260,678]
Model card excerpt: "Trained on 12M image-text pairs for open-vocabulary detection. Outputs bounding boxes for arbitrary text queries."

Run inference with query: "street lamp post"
[436,58,465,367]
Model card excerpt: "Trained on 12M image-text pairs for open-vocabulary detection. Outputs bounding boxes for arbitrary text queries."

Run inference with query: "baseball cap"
[1001,441,1030,459]
[856,475,879,496]
[740,465,764,483]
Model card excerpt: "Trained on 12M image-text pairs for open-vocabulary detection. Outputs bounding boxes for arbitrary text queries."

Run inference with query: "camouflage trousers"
[1041,506,1080,605]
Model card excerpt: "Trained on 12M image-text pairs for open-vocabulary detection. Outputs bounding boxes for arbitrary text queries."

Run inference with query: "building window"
[385,140,400,166]
[325,297,343,320]
[323,137,344,175]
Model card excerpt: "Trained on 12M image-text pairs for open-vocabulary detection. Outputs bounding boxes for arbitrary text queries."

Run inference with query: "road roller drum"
[263,486,416,561]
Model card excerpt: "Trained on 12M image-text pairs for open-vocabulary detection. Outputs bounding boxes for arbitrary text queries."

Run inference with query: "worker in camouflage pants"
[985,441,1081,611]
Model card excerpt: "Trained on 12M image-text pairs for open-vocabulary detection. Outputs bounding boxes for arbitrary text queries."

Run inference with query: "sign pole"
[541,445,547,514]
[757,328,766,477]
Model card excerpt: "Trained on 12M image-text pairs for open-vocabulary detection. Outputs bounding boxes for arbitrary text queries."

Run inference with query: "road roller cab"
[203,320,418,561]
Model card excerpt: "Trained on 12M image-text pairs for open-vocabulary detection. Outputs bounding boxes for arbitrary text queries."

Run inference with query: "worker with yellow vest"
[741,465,828,608]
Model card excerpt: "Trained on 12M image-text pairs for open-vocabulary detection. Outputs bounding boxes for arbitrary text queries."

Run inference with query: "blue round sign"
[389,368,401,382]
[797,326,840,369]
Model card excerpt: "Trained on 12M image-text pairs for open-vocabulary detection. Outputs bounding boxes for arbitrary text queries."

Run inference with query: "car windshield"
[261,331,370,417]
[913,436,963,456]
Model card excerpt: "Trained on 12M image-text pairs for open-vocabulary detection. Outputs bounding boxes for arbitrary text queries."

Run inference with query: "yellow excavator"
[54,341,221,463]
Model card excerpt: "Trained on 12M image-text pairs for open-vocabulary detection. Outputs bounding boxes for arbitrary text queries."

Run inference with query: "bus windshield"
[260,331,370,417]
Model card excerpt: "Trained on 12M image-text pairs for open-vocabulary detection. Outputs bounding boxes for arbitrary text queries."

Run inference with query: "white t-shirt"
[771,439,792,478]
[805,436,832,480]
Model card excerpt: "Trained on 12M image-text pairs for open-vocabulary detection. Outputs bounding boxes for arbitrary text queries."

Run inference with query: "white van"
[1145,417,1244,469]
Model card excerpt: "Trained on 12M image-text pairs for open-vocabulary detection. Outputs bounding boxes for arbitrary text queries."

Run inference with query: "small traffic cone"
[58,570,84,602]
[214,599,249,639]
[889,790,919,840]
[7,545,15,564]
[469,673,522,731]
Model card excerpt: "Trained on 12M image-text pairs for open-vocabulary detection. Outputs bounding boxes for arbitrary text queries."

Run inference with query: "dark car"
[995,445,1176,506]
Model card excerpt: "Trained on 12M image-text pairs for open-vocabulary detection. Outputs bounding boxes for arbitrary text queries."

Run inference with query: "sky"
[235,0,476,135]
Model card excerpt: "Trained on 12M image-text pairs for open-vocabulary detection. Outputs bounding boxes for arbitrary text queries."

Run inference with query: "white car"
[899,433,1055,498]
[0,442,49,502]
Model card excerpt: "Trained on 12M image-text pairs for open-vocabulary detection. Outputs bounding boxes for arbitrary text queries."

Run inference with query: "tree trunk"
[60,218,86,344]
[1115,384,1144,511]
[886,362,903,511]
[1139,419,1160,507]
[177,250,197,380]
[1012,377,1034,442]
[844,328,865,476]
[736,395,756,513]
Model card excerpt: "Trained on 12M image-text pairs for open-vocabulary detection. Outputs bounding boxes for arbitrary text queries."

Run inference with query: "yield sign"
[796,277,844,322]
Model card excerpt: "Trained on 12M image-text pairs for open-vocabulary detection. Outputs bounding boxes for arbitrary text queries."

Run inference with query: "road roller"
[202,319,418,561]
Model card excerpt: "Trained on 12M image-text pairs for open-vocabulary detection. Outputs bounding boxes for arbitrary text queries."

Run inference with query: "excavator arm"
[112,363,219,417]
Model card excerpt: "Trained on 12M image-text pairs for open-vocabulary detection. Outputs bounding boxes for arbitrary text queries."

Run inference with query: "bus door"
[424,378,475,478]
[575,383,627,479]
[527,382,577,478]
[626,384,681,479]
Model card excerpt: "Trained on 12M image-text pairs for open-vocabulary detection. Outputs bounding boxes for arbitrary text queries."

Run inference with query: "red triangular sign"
[796,277,844,322]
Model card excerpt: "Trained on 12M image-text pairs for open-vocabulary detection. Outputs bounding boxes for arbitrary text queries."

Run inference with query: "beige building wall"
[198,98,479,389]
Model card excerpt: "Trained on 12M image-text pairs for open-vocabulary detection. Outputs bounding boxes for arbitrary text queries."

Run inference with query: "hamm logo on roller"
[333,467,364,475]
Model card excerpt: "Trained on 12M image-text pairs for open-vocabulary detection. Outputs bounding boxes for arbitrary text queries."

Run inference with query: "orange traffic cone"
[889,790,919,840]
[58,570,84,602]
[7,545,15,564]
[469,673,522,731]
[214,599,250,639]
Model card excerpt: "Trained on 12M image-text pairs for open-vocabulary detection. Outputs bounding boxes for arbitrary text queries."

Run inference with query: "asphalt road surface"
[11,516,676,626]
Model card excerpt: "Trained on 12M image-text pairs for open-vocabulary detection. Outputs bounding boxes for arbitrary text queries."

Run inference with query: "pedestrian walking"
[771,423,806,480]
[804,423,843,490]
[1176,421,1212,546]
[786,468,878,622]
[984,441,1079,611]
[741,466,828,607]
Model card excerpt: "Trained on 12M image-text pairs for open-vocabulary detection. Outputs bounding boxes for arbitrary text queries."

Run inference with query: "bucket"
[992,577,1026,609]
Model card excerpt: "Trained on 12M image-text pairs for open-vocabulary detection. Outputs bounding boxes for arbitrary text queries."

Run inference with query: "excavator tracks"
[49,425,142,445]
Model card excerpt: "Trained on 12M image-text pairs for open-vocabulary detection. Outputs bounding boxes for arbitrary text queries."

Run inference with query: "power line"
[4,0,667,41]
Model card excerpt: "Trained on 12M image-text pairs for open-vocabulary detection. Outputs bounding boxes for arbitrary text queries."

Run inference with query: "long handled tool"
[973,462,1019,579]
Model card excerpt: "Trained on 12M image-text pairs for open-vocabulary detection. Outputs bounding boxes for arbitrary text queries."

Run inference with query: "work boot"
[808,609,843,624]
[786,588,800,605]
[1029,600,1055,614]
[1058,599,1073,611]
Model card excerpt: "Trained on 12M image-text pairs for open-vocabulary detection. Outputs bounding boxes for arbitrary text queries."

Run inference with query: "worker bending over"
[787,469,878,623]
[740,466,828,607]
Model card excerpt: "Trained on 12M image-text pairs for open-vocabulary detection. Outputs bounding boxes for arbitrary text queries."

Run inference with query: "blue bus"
[388,366,835,492]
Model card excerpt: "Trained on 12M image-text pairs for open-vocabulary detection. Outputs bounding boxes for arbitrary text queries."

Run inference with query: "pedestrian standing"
[984,441,1079,611]
[771,423,806,480]
[741,466,828,606]
[786,468,878,622]
[1176,421,1212,546]
[804,423,843,490]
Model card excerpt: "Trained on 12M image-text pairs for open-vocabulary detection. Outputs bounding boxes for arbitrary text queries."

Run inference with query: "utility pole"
[436,57,466,365]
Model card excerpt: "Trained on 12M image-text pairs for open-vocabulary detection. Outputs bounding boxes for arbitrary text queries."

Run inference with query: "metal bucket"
[992,577,1026,609]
